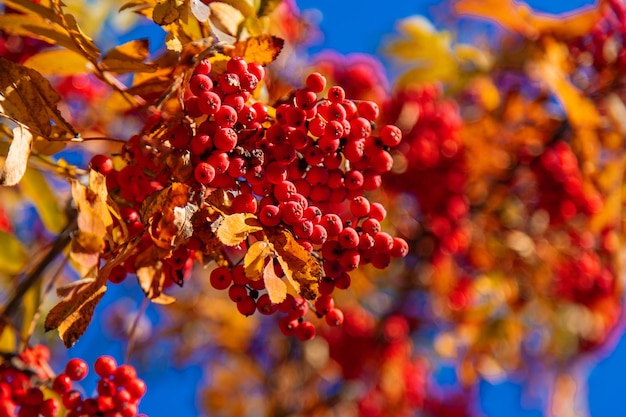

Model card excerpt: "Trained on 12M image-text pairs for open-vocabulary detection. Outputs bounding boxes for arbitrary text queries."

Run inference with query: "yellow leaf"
[22,49,90,75]
[70,230,105,273]
[20,279,41,343]
[58,11,101,61]
[270,230,320,300]
[21,167,66,233]
[0,325,17,354]
[0,0,63,26]
[257,0,281,17]
[243,240,271,279]
[0,230,28,275]
[228,34,284,66]
[99,39,157,74]
[216,213,262,246]
[209,2,245,37]
[71,170,113,239]
[263,259,286,304]
[0,126,33,186]
[0,57,77,138]
[220,0,255,17]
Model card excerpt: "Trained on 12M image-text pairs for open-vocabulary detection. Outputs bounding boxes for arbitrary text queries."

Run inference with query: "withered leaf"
[55,278,96,299]
[0,125,33,186]
[136,246,176,304]
[263,259,286,304]
[0,58,77,138]
[270,230,320,300]
[71,170,113,239]
[141,183,197,249]
[44,281,106,348]
[216,213,263,247]
[70,230,105,273]
[228,35,284,66]
[243,240,271,279]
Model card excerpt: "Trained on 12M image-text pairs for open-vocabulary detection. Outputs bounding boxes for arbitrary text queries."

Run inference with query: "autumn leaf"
[0,58,77,139]
[243,240,272,279]
[99,39,157,74]
[141,183,197,249]
[228,35,284,66]
[209,2,245,37]
[22,49,90,76]
[0,126,33,187]
[71,170,113,239]
[263,259,286,304]
[136,246,176,304]
[44,280,107,348]
[216,213,263,247]
[270,230,320,300]
[257,0,281,17]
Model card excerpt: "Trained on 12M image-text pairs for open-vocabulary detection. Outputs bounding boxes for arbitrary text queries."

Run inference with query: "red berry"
[52,374,72,394]
[210,266,233,290]
[305,72,326,93]
[325,308,344,326]
[295,321,316,341]
[189,73,213,96]
[194,162,216,184]
[65,358,88,381]
[90,154,114,176]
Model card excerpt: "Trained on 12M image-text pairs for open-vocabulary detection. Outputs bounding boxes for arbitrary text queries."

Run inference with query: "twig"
[125,297,150,363]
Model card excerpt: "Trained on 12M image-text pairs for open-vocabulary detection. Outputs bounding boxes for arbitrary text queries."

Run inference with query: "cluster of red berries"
[92,55,408,339]
[384,86,469,260]
[51,356,146,417]
[528,141,602,225]
[0,346,145,417]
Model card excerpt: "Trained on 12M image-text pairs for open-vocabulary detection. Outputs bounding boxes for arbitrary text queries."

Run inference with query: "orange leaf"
[71,170,113,239]
[228,35,284,66]
[100,39,157,74]
[243,240,271,279]
[270,230,320,300]
[263,259,286,304]
[136,246,176,304]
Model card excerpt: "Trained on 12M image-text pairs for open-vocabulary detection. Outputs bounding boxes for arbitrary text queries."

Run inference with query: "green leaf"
[20,168,66,234]
[0,230,28,275]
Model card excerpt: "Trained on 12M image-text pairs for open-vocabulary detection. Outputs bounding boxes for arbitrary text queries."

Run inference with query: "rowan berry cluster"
[528,141,602,225]
[384,86,468,260]
[52,356,146,417]
[0,346,145,417]
[95,55,408,339]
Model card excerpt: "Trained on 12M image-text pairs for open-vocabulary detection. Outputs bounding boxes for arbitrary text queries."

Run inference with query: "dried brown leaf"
[153,0,182,25]
[0,58,77,138]
[136,246,176,304]
[209,2,245,37]
[71,170,113,239]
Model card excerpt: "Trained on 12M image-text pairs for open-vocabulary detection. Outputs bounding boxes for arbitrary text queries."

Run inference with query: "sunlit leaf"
[71,170,113,239]
[0,58,77,138]
[20,279,41,343]
[209,2,245,37]
[228,34,284,66]
[216,213,262,247]
[136,246,176,304]
[22,49,90,75]
[190,0,210,22]
[257,0,281,17]
[243,240,271,279]
[99,39,157,74]
[263,259,286,304]
[0,126,33,187]
[270,230,320,300]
